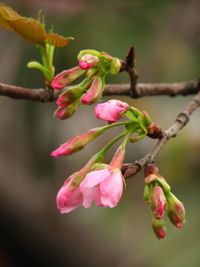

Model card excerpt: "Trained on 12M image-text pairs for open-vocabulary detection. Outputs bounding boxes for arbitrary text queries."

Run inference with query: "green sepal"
[77,49,101,60]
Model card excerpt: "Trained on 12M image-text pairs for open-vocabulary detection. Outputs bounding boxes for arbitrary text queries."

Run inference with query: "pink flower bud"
[57,177,83,213]
[51,127,104,157]
[56,95,71,107]
[54,100,79,120]
[151,186,167,219]
[152,217,166,239]
[166,192,185,229]
[56,153,103,213]
[79,54,99,70]
[81,76,103,105]
[51,67,85,90]
[95,99,129,122]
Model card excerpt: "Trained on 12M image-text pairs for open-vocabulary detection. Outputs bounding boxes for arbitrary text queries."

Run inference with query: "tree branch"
[1,78,200,102]
[123,90,200,178]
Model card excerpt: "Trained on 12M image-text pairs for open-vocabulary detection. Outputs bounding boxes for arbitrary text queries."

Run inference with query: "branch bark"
[123,90,200,178]
[1,78,200,102]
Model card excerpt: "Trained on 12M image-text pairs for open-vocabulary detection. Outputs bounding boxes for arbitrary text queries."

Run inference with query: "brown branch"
[125,46,139,97]
[123,90,200,178]
[1,78,200,102]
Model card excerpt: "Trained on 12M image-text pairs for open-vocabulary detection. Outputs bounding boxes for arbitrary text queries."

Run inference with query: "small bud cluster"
[144,164,185,239]
[51,49,122,119]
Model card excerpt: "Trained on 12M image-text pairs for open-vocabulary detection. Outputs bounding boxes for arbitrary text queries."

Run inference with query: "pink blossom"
[56,178,83,213]
[79,148,125,208]
[79,54,99,70]
[79,167,123,208]
[95,99,129,122]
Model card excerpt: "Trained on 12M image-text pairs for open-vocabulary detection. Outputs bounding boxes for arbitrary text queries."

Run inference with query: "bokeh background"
[0,0,200,266]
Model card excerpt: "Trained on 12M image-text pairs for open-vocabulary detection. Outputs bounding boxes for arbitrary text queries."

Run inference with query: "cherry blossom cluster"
[144,164,185,239]
[51,99,154,210]
[51,49,121,119]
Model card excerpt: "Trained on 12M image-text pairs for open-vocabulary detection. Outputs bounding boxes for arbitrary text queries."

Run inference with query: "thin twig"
[1,78,200,102]
[123,90,200,178]
[125,46,139,97]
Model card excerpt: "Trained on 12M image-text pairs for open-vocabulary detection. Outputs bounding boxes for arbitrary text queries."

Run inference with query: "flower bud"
[95,99,129,122]
[51,127,105,157]
[109,57,121,74]
[152,216,166,239]
[81,75,104,105]
[79,54,99,70]
[54,100,80,120]
[151,186,167,219]
[166,192,185,229]
[51,67,85,90]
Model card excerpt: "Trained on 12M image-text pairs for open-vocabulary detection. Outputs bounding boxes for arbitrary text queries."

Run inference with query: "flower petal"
[56,180,82,213]
[99,170,123,207]
[80,168,110,188]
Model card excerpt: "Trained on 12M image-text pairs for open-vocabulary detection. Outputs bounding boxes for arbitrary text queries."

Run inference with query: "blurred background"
[0,0,200,266]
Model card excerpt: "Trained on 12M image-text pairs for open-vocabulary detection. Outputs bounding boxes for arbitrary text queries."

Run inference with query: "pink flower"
[79,54,99,70]
[79,167,124,208]
[56,177,83,213]
[95,99,129,122]
[79,147,125,208]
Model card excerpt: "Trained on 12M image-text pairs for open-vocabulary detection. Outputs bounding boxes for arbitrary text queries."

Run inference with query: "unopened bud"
[166,192,185,229]
[152,216,166,239]
[151,186,167,219]
[79,54,99,70]
[51,127,105,157]
[51,67,85,90]
[54,100,80,120]
[81,75,104,105]
[95,99,129,122]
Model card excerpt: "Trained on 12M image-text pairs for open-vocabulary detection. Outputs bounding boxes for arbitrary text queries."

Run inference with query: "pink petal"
[99,169,123,207]
[56,180,82,213]
[95,99,129,122]
[80,168,110,189]
[81,187,98,208]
